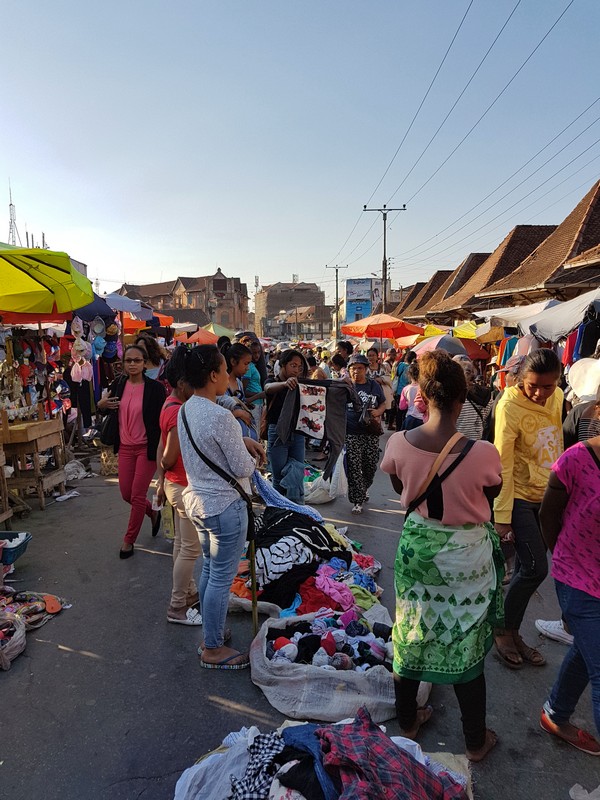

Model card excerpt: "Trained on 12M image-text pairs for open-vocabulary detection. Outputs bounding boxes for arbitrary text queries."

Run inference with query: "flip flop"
[199,652,249,670]
[167,607,203,626]
[494,633,523,670]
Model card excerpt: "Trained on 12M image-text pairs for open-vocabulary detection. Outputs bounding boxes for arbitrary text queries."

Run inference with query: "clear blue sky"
[1,0,599,304]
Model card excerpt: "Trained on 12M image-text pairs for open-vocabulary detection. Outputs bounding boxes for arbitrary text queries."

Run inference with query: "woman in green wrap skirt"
[381,350,505,762]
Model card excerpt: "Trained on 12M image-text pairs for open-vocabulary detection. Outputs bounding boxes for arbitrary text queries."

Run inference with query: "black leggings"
[394,673,487,750]
[504,499,548,630]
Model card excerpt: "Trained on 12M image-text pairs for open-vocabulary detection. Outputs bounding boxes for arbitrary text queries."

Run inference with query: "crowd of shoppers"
[97,326,599,756]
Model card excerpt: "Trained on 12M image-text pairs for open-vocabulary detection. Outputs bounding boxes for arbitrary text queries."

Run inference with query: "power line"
[385,0,524,205]
[392,109,600,262]
[398,0,576,206]
[393,94,600,259]
[325,0,474,266]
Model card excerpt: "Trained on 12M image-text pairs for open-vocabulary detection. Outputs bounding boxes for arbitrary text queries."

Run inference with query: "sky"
[1,0,600,307]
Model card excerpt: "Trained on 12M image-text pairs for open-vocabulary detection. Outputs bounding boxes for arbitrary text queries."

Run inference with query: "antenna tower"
[8,183,22,246]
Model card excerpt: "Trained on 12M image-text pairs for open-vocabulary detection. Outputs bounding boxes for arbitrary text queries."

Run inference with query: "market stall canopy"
[412,334,490,360]
[452,320,477,339]
[472,299,560,328]
[519,287,600,342]
[341,313,423,339]
[0,292,115,326]
[0,243,94,314]
[103,292,153,320]
[203,322,237,339]
[122,311,174,333]
[186,327,219,344]
[171,322,197,333]
[395,333,422,348]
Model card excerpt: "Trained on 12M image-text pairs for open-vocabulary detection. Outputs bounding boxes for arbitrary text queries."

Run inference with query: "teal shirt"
[243,361,263,405]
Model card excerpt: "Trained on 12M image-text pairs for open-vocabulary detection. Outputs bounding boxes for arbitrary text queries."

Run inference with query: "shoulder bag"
[358,379,384,436]
[405,432,475,516]
[180,405,255,541]
[99,375,127,447]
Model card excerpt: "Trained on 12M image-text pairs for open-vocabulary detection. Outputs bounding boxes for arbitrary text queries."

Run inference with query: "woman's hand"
[98,395,119,411]
[156,480,166,509]
[284,377,298,390]
[243,437,267,466]
[495,523,514,543]
[233,409,253,426]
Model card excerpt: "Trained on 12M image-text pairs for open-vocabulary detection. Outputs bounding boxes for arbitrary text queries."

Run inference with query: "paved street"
[2,433,597,799]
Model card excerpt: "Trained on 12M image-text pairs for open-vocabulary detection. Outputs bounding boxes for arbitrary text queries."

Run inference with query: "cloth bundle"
[265,610,394,673]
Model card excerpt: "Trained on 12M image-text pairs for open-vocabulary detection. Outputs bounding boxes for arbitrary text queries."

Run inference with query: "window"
[220,311,230,326]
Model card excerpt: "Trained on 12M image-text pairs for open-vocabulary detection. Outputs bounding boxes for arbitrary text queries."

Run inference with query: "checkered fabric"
[230,732,285,800]
[316,707,468,800]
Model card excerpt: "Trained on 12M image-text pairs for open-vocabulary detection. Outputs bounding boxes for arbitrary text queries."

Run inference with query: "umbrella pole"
[38,322,52,419]
[119,311,125,352]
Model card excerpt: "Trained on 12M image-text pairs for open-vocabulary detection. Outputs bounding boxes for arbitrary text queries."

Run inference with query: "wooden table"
[0,416,66,511]
[0,447,13,530]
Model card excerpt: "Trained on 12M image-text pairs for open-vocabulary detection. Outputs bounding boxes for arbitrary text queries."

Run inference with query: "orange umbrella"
[122,311,174,333]
[341,313,423,339]
[186,328,219,344]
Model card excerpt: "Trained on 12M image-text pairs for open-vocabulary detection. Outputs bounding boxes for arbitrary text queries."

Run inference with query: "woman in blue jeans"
[265,349,308,503]
[178,345,265,670]
[539,432,600,755]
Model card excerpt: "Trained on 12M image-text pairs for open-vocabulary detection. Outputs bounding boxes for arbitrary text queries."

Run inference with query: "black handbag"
[99,376,126,447]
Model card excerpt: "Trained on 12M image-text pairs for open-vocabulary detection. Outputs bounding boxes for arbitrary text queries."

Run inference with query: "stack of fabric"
[174,706,470,800]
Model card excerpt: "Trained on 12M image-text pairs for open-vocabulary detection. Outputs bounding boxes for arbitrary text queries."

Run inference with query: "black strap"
[180,405,255,539]
[468,398,485,422]
[406,438,476,517]
[584,442,600,470]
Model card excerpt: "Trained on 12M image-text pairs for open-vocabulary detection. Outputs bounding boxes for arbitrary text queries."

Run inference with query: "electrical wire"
[325,0,474,266]
[396,0,576,206]
[393,95,600,258]
[385,0,524,204]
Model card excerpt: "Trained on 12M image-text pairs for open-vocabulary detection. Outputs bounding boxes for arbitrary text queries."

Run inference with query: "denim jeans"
[195,498,248,649]
[267,424,305,502]
[545,581,600,735]
[503,498,548,630]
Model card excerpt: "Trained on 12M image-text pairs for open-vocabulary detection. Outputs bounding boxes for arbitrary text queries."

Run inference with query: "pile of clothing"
[230,507,383,618]
[174,706,470,800]
[266,608,392,673]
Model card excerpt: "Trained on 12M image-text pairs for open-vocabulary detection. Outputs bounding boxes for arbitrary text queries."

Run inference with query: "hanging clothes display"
[276,380,361,480]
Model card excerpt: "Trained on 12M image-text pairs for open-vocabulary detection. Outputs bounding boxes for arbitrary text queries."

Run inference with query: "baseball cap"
[497,354,525,375]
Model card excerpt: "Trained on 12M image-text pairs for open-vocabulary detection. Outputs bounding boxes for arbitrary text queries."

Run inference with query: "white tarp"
[473,299,560,327]
[103,293,153,320]
[520,287,600,342]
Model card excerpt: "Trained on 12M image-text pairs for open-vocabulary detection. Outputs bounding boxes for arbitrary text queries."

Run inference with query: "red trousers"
[118,444,157,545]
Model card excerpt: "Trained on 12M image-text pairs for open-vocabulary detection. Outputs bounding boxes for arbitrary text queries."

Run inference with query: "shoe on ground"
[352,504,362,514]
[540,708,600,755]
[535,619,574,646]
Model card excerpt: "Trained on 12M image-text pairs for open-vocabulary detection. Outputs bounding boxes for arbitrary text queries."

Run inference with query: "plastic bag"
[250,611,397,723]
[304,452,348,505]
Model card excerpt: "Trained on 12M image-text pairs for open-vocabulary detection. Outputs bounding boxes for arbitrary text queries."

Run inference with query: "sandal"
[513,633,546,666]
[200,651,249,670]
[167,607,203,626]
[494,631,523,670]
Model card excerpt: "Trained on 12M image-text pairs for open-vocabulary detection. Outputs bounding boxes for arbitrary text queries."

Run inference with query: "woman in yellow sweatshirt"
[493,349,563,669]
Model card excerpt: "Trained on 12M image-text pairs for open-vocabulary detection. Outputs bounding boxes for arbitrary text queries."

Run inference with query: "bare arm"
[539,472,568,553]
[161,426,181,471]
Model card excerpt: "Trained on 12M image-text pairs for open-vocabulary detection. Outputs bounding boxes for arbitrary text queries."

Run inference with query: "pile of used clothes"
[266,608,392,673]
[174,706,470,800]
[230,507,383,618]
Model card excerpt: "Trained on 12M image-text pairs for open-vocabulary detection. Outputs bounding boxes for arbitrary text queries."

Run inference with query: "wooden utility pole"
[363,204,406,312]
[326,264,348,341]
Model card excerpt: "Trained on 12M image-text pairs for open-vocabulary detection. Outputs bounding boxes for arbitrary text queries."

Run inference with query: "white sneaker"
[535,619,574,646]
[352,504,363,514]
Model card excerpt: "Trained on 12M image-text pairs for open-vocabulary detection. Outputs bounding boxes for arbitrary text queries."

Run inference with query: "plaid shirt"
[316,707,468,800]
[230,732,285,800]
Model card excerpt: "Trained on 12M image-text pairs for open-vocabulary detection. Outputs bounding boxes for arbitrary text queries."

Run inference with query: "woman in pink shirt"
[381,350,504,762]
[98,345,166,558]
[539,431,600,755]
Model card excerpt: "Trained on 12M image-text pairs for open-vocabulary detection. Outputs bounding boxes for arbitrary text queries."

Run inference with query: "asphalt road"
[2,433,597,799]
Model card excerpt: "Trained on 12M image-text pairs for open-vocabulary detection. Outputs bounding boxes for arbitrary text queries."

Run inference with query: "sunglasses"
[124,357,144,364]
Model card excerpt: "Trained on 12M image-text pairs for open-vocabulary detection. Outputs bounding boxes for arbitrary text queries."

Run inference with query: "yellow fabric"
[0,245,93,313]
[493,385,564,524]
[423,324,448,337]
[452,320,477,339]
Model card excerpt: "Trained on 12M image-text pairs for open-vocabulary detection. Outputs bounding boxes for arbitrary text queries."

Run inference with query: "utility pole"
[363,204,406,312]
[326,263,348,341]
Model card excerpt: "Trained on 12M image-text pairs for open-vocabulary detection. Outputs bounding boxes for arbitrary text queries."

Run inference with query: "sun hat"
[348,354,369,366]
[567,358,600,401]
[320,349,331,359]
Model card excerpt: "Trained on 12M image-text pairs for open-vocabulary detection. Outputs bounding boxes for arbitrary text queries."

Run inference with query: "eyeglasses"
[124,358,144,364]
